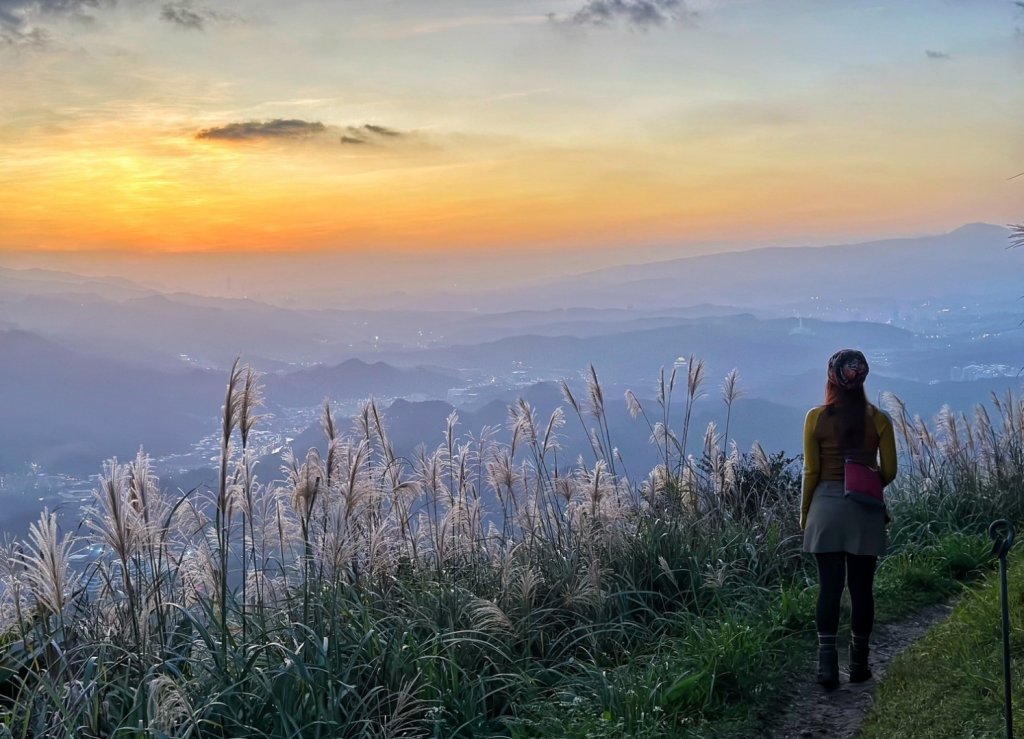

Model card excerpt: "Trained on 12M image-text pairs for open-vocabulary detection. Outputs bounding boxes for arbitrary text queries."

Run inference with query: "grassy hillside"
[0,361,1020,737]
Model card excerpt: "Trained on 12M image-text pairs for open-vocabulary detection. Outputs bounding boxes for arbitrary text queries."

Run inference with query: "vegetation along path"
[767,601,955,739]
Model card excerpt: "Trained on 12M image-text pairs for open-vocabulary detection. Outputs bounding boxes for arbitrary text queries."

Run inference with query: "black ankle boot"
[817,634,839,690]
[849,633,872,683]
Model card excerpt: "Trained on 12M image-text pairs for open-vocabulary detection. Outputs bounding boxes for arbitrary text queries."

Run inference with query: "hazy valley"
[1,223,1020,539]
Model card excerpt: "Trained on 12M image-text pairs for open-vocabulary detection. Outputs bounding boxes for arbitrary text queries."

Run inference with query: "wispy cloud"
[196,119,328,141]
[160,1,238,31]
[364,13,547,39]
[554,0,698,31]
[925,49,951,60]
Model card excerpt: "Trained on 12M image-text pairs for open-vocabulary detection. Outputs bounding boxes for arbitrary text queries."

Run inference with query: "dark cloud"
[363,124,400,137]
[196,120,413,148]
[160,1,236,31]
[338,124,407,145]
[925,49,951,60]
[161,3,203,30]
[196,119,329,141]
[0,0,101,44]
[556,0,697,30]
[0,23,48,45]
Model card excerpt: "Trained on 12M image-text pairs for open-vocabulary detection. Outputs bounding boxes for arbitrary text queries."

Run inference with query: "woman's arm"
[801,408,821,531]
[877,410,897,486]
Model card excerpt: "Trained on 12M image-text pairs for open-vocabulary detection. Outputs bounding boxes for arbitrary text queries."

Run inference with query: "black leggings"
[814,552,878,636]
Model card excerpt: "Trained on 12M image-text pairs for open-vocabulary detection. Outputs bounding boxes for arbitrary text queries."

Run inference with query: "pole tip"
[990,518,1015,559]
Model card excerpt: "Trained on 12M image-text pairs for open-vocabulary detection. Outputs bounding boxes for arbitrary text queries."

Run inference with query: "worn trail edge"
[765,601,954,739]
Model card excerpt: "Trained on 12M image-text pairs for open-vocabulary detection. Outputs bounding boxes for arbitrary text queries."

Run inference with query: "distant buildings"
[950,364,1020,381]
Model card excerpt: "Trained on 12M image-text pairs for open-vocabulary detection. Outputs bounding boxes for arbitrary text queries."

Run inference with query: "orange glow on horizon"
[0,115,1019,255]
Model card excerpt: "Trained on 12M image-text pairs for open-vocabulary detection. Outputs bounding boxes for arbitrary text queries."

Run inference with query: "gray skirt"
[803,480,887,556]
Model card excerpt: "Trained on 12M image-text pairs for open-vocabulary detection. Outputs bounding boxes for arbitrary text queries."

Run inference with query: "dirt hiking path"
[765,601,954,739]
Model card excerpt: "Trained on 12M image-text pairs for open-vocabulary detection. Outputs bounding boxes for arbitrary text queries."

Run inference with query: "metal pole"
[990,519,1016,739]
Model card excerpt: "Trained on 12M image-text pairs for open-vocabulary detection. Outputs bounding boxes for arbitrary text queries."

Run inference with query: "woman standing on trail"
[801,349,897,690]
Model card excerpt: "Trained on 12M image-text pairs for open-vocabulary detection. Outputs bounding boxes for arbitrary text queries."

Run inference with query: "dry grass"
[0,360,1019,736]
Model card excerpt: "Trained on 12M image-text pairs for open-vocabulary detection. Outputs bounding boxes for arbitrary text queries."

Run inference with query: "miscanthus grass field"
[0,360,1021,738]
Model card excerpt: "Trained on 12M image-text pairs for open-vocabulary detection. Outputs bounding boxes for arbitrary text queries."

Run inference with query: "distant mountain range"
[0,330,223,473]
[375,314,926,389]
[2,224,1019,370]
[263,359,459,408]
[268,381,809,485]
[472,223,1023,312]
[0,331,451,473]
[1,222,1020,481]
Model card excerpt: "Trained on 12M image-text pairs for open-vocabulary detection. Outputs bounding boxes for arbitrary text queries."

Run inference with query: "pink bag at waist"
[844,459,884,508]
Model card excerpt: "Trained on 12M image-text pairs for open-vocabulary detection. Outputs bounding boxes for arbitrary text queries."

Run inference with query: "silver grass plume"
[723,442,740,492]
[554,476,576,503]
[21,509,78,618]
[365,517,401,580]
[368,398,395,463]
[722,368,743,406]
[355,401,373,444]
[541,407,565,458]
[314,509,360,580]
[882,392,920,462]
[235,365,264,449]
[581,460,611,521]
[486,451,515,495]
[380,678,428,739]
[562,569,601,613]
[338,440,374,528]
[975,404,996,468]
[625,389,644,420]
[231,450,259,519]
[586,364,605,419]
[290,448,324,521]
[703,421,719,459]
[936,404,962,458]
[560,379,581,414]
[516,567,540,611]
[751,441,772,477]
[0,539,27,632]
[687,356,706,399]
[177,538,218,605]
[323,399,339,487]
[644,464,669,499]
[147,675,194,735]
[511,399,538,444]
[88,459,145,571]
[446,411,459,450]
[468,597,513,634]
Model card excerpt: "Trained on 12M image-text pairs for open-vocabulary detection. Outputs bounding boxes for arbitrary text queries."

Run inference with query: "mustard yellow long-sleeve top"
[801,404,897,530]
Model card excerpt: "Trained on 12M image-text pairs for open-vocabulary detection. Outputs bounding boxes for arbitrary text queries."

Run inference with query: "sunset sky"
[1,0,1021,257]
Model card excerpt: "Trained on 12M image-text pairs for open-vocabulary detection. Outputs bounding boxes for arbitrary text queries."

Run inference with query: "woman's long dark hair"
[825,380,868,452]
